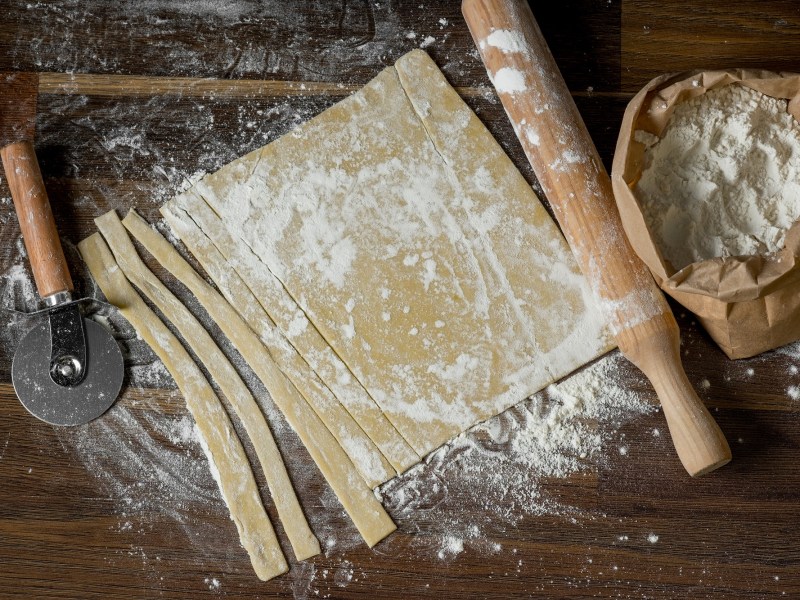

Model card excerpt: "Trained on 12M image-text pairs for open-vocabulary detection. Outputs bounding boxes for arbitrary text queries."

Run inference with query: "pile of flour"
[636,83,800,270]
[378,352,654,528]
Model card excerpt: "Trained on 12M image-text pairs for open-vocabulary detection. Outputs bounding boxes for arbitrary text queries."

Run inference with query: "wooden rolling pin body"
[462,0,730,475]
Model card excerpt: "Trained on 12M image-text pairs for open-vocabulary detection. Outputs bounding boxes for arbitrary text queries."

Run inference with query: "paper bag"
[611,69,800,359]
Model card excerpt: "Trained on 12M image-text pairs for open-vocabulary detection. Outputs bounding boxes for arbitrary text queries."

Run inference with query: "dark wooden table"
[1,1,800,598]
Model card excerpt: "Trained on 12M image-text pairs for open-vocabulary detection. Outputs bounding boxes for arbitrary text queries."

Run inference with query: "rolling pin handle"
[621,320,732,476]
[1,140,74,300]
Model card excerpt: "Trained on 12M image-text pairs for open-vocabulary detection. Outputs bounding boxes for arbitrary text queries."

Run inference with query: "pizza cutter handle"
[1,140,73,300]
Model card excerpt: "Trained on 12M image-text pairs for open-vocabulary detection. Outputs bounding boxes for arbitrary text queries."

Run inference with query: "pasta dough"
[78,233,287,581]
[164,49,613,458]
[161,193,413,485]
[120,209,320,561]
[121,209,395,548]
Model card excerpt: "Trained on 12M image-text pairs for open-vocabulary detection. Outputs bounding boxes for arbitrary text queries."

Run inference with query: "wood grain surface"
[1,1,799,598]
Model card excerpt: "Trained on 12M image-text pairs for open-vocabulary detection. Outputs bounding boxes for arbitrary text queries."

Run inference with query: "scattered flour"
[378,352,654,537]
[647,533,659,544]
[178,170,208,193]
[333,560,354,587]
[0,263,38,312]
[482,29,528,55]
[15,1,413,82]
[204,577,221,591]
[636,83,800,270]
[55,401,225,536]
[128,358,174,389]
[437,535,465,560]
[492,67,527,94]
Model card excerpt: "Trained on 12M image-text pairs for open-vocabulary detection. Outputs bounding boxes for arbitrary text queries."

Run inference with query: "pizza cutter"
[1,72,123,425]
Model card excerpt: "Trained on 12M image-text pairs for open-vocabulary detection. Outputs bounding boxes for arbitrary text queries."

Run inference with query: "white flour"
[481,29,528,56]
[491,67,527,94]
[378,352,655,534]
[636,83,800,270]
[56,400,223,532]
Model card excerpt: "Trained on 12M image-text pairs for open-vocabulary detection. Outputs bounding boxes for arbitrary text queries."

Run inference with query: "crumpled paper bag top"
[611,69,800,358]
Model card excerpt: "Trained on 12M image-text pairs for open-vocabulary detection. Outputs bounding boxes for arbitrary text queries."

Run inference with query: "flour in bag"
[636,83,800,270]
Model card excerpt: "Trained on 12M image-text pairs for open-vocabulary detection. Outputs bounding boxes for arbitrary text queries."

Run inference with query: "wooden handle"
[2,140,73,298]
[462,0,731,475]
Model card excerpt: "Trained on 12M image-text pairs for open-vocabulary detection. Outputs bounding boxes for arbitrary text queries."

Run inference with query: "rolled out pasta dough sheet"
[169,49,613,458]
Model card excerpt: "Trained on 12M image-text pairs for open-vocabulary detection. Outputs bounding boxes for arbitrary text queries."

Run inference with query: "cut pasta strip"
[120,209,320,561]
[78,232,287,581]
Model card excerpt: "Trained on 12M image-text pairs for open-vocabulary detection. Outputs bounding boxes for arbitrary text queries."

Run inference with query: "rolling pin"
[462,0,731,476]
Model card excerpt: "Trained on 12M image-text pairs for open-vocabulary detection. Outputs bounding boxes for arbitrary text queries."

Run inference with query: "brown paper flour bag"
[611,69,800,359]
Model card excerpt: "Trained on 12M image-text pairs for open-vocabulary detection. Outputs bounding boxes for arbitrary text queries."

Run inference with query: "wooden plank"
[37,72,500,99]
[2,0,800,597]
[533,0,622,92]
[37,72,629,99]
[621,0,800,92]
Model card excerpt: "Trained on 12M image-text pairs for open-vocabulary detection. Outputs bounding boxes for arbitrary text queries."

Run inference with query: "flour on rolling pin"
[463,0,730,476]
[482,30,550,147]
[478,27,659,335]
[636,84,800,270]
[481,31,530,92]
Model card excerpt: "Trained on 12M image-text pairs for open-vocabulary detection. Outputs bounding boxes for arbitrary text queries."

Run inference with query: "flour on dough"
[165,49,613,459]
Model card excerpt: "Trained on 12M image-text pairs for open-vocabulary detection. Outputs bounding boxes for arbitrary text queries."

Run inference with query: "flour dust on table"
[378,352,655,534]
[15,0,472,84]
[57,400,225,540]
[280,351,656,598]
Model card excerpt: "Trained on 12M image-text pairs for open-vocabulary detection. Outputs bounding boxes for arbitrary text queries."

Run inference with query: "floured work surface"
[163,49,613,466]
